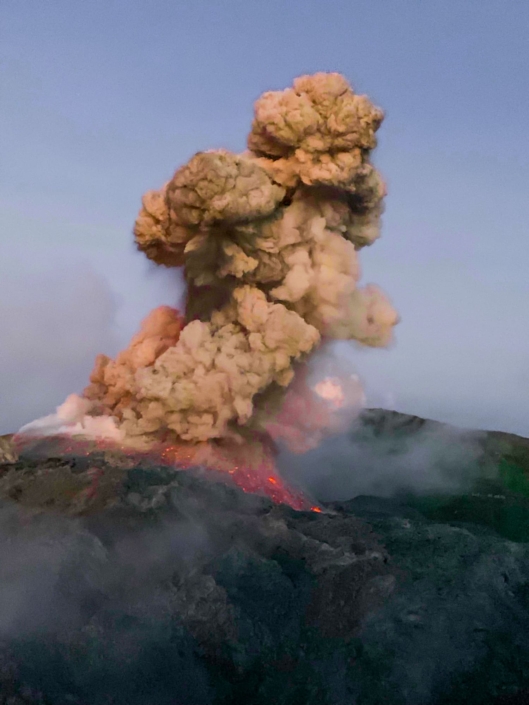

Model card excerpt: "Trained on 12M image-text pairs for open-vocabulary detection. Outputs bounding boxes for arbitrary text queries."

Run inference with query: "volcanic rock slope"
[0,411,529,704]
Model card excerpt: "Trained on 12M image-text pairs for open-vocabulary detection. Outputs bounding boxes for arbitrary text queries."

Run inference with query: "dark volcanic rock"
[0,412,529,704]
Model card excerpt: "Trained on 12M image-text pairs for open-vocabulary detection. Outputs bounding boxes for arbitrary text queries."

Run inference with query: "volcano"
[1,409,529,705]
[3,69,528,704]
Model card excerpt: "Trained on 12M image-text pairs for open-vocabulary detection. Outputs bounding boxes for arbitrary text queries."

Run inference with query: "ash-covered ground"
[1,410,529,705]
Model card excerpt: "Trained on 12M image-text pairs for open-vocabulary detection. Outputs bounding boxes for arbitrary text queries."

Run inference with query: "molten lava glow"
[313,377,346,409]
[158,438,312,509]
[13,433,316,512]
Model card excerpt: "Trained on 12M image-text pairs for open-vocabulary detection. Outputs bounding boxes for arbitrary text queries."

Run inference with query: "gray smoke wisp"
[277,413,489,502]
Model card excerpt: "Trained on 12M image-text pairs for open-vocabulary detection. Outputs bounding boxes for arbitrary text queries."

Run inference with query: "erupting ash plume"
[18,73,398,506]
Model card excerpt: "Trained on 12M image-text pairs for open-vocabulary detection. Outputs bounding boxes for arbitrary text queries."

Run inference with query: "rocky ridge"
[0,411,528,704]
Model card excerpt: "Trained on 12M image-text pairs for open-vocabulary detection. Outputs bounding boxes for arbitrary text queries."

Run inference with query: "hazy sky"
[1,0,528,436]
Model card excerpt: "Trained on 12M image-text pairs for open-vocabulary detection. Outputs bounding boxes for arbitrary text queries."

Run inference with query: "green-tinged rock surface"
[0,410,528,704]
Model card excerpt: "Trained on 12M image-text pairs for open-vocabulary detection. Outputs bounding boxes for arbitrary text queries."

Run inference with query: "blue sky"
[1,0,528,436]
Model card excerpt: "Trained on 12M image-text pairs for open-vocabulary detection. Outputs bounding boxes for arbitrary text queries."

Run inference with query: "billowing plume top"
[248,72,384,189]
[134,72,386,269]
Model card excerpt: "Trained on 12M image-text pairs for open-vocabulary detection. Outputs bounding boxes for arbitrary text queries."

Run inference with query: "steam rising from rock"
[24,73,399,451]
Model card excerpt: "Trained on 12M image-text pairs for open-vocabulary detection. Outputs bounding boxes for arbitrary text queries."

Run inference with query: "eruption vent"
[18,72,399,506]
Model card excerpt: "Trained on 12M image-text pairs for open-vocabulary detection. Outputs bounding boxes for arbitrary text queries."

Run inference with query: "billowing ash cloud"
[21,73,398,455]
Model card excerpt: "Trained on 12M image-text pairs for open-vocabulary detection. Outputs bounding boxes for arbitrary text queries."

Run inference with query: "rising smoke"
[20,73,398,460]
[277,416,487,502]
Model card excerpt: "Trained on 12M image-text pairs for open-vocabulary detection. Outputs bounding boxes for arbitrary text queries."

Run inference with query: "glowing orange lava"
[157,437,312,509]
[13,433,319,512]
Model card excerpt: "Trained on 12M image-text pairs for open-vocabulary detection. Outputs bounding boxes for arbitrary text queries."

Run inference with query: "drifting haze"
[0,267,118,433]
